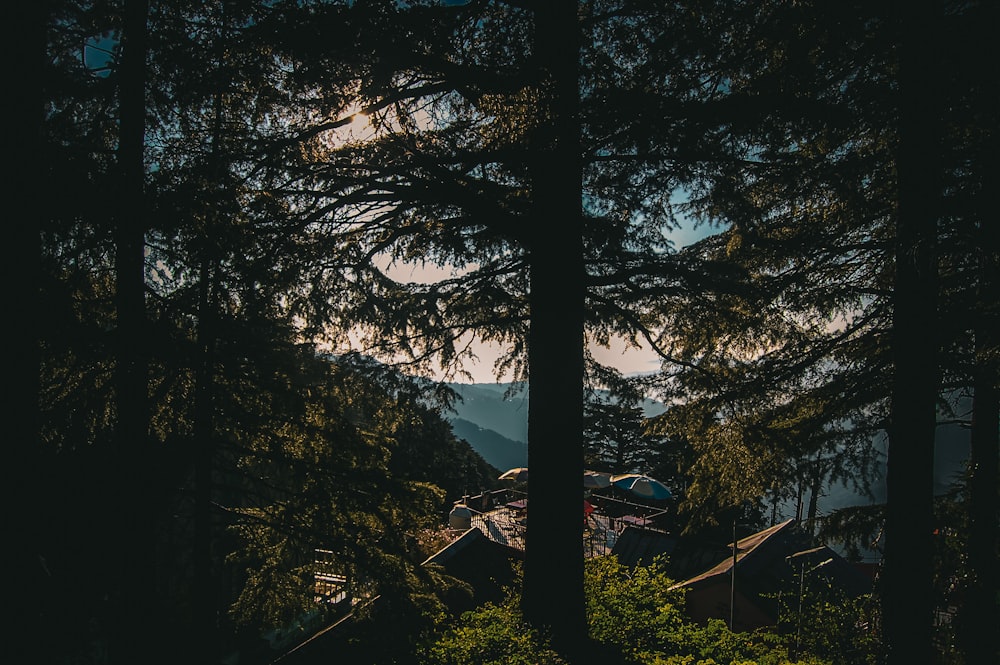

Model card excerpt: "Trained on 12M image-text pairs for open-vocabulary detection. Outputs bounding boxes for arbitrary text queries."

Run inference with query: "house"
[669,518,874,632]
[422,526,523,612]
[610,525,679,568]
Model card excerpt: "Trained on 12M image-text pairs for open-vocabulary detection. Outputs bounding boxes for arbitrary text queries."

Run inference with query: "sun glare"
[319,103,375,146]
[348,111,369,132]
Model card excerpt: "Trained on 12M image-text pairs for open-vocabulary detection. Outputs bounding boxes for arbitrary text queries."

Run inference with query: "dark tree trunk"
[522,1,587,659]
[193,258,218,663]
[962,34,999,653]
[883,2,940,663]
[805,462,823,544]
[962,5,1000,659]
[111,1,153,663]
[192,16,228,659]
[963,288,999,664]
[9,5,46,665]
[795,474,804,522]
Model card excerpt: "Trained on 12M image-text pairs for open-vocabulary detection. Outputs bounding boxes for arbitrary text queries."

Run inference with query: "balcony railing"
[453,488,672,557]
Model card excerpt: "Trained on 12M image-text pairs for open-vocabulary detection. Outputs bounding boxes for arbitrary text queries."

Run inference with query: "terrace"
[311,485,676,617]
[448,487,673,557]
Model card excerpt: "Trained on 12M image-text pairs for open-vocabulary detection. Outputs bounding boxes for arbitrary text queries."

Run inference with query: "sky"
[80,36,722,384]
[443,331,663,384]
[322,103,728,383]
[380,218,724,384]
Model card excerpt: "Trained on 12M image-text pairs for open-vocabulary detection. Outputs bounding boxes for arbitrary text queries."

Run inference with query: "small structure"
[611,526,679,568]
[422,527,522,611]
[448,501,473,530]
[669,519,872,632]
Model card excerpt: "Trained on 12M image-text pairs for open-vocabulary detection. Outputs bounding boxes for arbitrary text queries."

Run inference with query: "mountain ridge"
[448,417,528,471]
[443,383,970,520]
[443,382,666,471]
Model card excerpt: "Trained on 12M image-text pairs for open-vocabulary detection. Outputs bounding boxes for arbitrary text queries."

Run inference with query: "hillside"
[444,383,971,526]
[445,383,529,444]
[448,418,527,472]
[443,382,667,472]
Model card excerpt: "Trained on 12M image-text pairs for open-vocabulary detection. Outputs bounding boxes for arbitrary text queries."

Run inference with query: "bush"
[423,555,868,665]
[421,597,567,665]
[584,556,817,664]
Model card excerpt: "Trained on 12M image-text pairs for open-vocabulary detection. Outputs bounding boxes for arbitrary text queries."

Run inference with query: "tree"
[519,1,588,656]
[224,354,483,662]
[938,3,1000,659]
[624,0,894,534]
[632,2,993,660]
[882,2,941,661]
[583,397,658,474]
[239,2,877,656]
[110,3,156,664]
[30,2,503,661]
[240,3,766,657]
[9,4,47,665]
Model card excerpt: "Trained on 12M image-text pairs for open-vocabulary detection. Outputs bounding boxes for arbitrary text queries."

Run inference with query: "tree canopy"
[17,1,996,664]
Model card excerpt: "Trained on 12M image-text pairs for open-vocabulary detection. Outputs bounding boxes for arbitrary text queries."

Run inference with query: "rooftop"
[449,488,674,558]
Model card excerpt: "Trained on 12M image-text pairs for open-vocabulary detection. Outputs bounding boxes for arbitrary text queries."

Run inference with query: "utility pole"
[786,550,833,660]
[730,517,737,630]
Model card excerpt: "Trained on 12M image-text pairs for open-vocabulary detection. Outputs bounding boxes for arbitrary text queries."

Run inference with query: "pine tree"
[9,5,47,665]
[633,2,994,660]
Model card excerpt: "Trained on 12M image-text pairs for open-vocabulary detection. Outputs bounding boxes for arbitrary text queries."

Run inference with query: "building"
[669,519,874,632]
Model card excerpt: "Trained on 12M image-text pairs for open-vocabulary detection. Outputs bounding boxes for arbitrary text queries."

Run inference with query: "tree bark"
[192,9,229,659]
[193,257,218,663]
[9,4,46,664]
[111,1,153,663]
[883,2,940,663]
[806,461,823,544]
[522,1,587,659]
[962,6,999,647]
[963,275,999,664]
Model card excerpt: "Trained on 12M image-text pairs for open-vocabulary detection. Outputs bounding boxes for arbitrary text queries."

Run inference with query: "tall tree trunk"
[795,473,804,522]
[522,1,586,659]
[192,8,228,659]
[962,5,999,647]
[883,1,940,662]
[111,1,152,663]
[963,264,999,663]
[805,461,823,545]
[10,4,46,664]
[193,257,218,663]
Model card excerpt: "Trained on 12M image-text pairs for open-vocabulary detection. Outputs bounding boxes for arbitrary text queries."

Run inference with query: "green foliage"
[422,597,567,665]
[224,356,481,633]
[584,555,687,658]
[584,396,663,475]
[772,576,880,665]
[585,556,803,665]
[425,555,860,665]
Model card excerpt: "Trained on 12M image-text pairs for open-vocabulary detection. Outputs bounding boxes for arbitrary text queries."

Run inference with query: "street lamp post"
[786,551,833,660]
[730,517,737,630]
[728,505,751,632]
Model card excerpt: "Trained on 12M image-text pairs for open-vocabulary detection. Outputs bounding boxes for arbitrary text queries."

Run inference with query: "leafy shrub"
[423,554,875,665]
[422,597,567,665]
[584,556,818,664]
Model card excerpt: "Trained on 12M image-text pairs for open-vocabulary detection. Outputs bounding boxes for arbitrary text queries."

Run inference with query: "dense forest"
[7,1,996,664]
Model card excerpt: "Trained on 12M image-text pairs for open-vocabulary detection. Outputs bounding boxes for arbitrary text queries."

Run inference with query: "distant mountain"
[449,418,527,472]
[445,381,971,508]
[443,384,528,471]
[445,383,529,444]
[443,382,667,472]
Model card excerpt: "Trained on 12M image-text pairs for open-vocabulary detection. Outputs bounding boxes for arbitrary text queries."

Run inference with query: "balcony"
[449,488,672,558]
